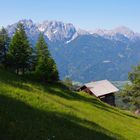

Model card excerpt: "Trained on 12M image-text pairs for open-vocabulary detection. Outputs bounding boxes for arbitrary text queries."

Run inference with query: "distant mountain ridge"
[5,19,140,82]
[91,26,140,42]
[7,19,78,43]
[7,19,140,43]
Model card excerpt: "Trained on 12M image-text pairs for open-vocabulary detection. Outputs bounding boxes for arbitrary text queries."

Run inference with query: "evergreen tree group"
[0,23,59,82]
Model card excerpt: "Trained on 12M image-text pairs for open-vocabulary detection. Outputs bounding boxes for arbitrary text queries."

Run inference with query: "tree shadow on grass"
[0,94,126,140]
[0,73,138,121]
[0,78,33,93]
[0,72,139,122]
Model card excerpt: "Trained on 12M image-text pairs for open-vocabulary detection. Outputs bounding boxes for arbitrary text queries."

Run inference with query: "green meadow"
[0,69,140,140]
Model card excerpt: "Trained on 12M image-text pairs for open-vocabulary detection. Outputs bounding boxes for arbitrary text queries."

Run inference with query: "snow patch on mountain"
[7,19,39,37]
[6,19,140,44]
[37,20,77,42]
[66,32,78,44]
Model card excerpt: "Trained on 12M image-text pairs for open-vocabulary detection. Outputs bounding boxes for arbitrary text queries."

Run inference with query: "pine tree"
[8,23,32,75]
[121,65,140,110]
[35,34,59,82]
[0,27,10,66]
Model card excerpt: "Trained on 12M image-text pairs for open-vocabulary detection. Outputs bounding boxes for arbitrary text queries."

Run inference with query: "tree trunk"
[22,67,25,75]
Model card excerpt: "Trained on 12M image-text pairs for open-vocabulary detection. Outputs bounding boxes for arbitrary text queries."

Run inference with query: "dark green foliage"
[7,23,32,75]
[0,27,10,66]
[30,47,37,71]
[1,24,59,83]
[128,65,140,83]
[35,34,59,82]
[121,65,140,110]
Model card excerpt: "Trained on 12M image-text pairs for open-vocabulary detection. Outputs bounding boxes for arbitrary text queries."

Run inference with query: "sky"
[0,0,140,32]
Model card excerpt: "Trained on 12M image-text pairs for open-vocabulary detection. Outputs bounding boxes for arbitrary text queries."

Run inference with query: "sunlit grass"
[0,69,140,140]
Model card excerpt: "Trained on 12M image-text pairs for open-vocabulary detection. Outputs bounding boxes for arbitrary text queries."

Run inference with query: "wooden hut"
[78,80,119,106]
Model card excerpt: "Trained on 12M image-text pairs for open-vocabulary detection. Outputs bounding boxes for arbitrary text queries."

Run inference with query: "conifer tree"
[121,65,140,110]
[0,27,10,66]
[8,23,32,75]
[35,34,59,82]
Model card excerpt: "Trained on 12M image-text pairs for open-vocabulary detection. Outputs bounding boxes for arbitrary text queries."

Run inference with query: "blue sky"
[0,0,140,31]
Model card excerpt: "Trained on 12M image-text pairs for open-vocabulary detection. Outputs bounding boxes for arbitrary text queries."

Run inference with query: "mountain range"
[5,19,140,83]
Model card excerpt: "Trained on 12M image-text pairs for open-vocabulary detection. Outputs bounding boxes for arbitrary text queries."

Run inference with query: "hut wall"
[99,93,115,106]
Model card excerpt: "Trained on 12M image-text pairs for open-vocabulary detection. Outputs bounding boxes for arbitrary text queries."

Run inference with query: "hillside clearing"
[0,70,140,140]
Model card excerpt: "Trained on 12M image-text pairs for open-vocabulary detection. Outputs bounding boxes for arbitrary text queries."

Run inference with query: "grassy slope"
[0,70,140,140]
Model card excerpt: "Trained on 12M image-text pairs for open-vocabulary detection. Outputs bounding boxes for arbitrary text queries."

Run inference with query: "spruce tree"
[35,34,59,82]
[0,27,10,66]
[121,65,140,110]
[8,23,32,75]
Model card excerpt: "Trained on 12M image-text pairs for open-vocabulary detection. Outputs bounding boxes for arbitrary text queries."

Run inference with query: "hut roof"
[83,80,119,97]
